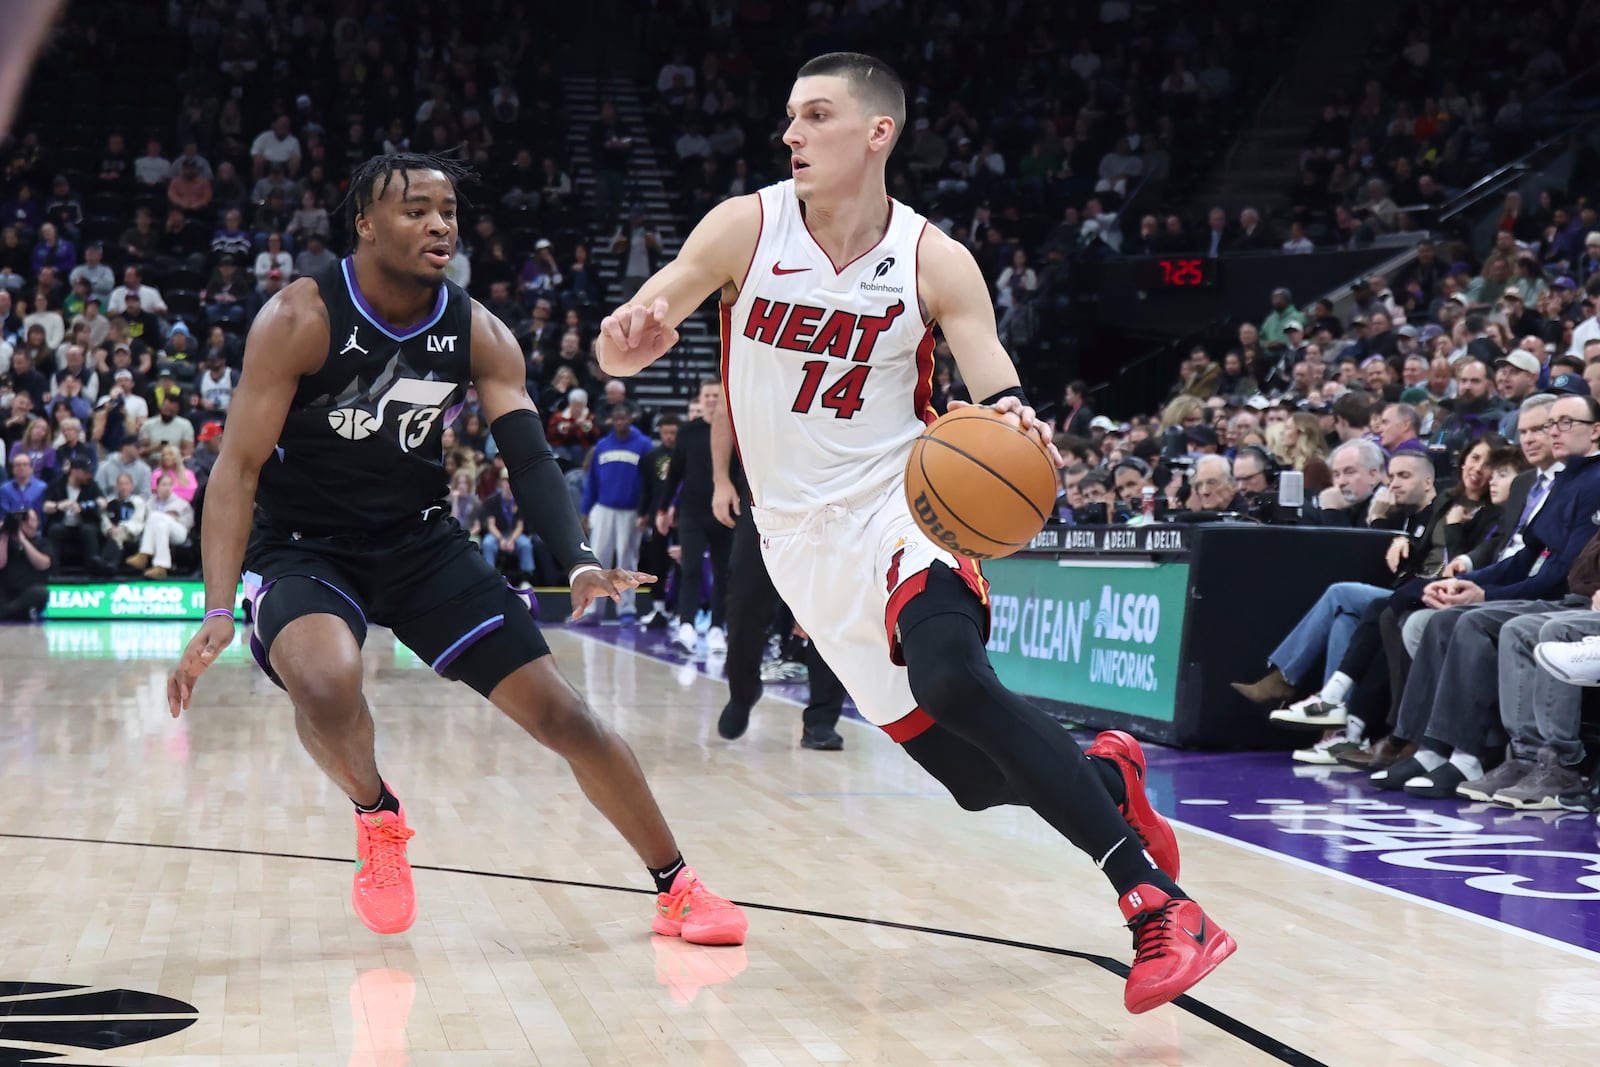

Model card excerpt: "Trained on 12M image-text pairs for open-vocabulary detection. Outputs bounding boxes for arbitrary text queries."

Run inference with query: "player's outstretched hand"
[948,397,1064,469]
[168,614,237,718]
[599,297,679,361]
[570,568,659,621]
[712,478,741,528]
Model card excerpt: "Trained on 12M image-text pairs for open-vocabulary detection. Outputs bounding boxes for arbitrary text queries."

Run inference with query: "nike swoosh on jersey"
[580,542,593,552]
[771,264,810,275]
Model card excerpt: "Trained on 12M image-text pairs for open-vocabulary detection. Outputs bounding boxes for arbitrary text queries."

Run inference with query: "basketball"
[905,407,1056,560]
[327,408,380,440]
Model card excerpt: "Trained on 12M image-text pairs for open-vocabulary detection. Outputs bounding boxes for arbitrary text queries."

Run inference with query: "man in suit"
[1447,396,1558,576]
[1372,394,1600,796]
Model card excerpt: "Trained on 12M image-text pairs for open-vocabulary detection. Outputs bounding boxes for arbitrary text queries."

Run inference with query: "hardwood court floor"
[1,621,1597,1066]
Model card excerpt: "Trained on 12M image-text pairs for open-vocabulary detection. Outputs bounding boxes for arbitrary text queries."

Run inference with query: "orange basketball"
[905,407,1056,560]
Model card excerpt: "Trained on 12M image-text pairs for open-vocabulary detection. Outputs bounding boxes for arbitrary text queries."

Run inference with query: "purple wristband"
[204,608,235,623]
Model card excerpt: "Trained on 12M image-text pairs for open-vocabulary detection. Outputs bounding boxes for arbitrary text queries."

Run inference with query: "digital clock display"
[1153,257,1215,287]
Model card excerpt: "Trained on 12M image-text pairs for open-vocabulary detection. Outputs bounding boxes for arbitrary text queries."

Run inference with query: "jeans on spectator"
[0,585,46,620]
[1395,599,1573,755]
[1401,608,1435,656]
[585,504,642,617]
[1269,582,1390,688]
[482,533,534,574]
[138,511,188,569]
[1498,609,1595,767]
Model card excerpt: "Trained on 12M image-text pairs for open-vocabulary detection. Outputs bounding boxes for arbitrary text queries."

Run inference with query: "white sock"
[1449,751,1484,779]
[1415,749,1446,772]
[1320,672,1353,704]
[1345,714,1365,744]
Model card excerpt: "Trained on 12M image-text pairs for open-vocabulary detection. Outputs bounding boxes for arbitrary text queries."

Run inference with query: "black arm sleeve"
[491,409,600,575]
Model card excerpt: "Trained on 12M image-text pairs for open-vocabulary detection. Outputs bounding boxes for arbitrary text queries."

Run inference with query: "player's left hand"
[570,568,658,620]
[167,614,237,717]
[948,396,1064,469]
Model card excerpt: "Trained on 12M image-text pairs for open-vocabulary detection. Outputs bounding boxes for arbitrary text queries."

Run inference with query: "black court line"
[0,831,1323,1066]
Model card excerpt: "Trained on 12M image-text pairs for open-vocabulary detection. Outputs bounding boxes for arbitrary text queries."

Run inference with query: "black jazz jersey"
[254,257,474,533]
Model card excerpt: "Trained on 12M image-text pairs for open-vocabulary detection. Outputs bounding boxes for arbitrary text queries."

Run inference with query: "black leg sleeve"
[899,563,1175,896]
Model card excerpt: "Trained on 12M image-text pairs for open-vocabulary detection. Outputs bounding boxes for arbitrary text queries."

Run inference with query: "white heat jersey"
[722,180,935,512]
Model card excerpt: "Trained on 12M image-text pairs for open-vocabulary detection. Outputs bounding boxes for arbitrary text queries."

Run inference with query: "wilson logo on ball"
[910,491,986,559]
[905,408,1054,561]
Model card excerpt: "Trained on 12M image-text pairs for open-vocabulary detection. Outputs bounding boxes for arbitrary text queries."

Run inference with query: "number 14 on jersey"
[791,361,871,419]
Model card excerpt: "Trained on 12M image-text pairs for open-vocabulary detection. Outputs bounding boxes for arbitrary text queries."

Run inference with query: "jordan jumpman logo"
[340,325,369,357]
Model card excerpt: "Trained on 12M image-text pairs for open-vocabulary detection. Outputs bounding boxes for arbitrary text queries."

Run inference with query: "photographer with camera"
[42,457,105,574]
[0,508,52,621]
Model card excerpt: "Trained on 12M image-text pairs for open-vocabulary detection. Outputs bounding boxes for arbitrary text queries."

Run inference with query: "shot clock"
[1138,256,1218,289]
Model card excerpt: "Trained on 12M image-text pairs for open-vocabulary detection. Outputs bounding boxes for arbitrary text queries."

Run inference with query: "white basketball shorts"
[752,473,989,739]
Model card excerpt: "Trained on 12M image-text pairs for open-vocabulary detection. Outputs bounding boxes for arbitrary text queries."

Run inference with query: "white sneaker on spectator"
[1271,695,1348,727]
[1534,636,1600,687]
[1292,731,1365,765]
[706,627,727,654]
[673,622,698,654]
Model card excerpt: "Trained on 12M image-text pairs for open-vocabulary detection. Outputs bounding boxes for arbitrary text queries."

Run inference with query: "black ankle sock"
[1100,836,1187,901]
[1089,754,1127,806]
[353,781,400,816]
[648,855,686,894]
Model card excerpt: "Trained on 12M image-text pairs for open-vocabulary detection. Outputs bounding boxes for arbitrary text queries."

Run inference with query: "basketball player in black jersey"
[167,154,747,945]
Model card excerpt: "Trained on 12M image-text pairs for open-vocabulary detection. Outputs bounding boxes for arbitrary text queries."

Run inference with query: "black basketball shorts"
[243,513,549,698]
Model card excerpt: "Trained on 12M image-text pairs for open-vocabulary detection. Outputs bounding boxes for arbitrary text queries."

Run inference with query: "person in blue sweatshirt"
[1372,392,1600,793]
[577,403,653,624]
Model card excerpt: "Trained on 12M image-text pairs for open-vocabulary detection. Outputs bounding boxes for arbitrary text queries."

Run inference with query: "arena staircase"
[1189,0,1397,223]
[563,75,721,414]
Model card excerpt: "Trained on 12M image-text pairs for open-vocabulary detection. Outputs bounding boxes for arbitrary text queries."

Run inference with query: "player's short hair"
[341,152,476,242]
[796,52,906,149]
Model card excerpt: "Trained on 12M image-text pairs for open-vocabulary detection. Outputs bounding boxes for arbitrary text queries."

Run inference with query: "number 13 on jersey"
[791,361,871,419]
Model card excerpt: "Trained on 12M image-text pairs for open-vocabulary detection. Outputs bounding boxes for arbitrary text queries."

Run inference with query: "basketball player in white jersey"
[597,53,1234,1012]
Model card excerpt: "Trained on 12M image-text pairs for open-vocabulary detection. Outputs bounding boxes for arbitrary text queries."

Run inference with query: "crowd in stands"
[1029,187,1600,813]
[641,1,1298,378]
[1288,0,1600,252]
[0,1,676,600]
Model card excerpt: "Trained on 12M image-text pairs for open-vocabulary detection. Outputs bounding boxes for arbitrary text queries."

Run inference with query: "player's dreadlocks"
[339,152,477,242]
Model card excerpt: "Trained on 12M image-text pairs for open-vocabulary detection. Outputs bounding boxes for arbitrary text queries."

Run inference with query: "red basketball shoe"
[1119,884,1237,1013]
[652,867,747,946]
[352,804,417,935]
[1087,730,1181,881]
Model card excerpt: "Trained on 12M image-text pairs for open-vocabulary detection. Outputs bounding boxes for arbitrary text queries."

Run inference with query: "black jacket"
[661,419,714,517]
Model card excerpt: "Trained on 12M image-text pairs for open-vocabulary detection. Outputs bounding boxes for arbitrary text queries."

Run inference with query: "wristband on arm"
[980,386,1029,406]
[490,409,601,575]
